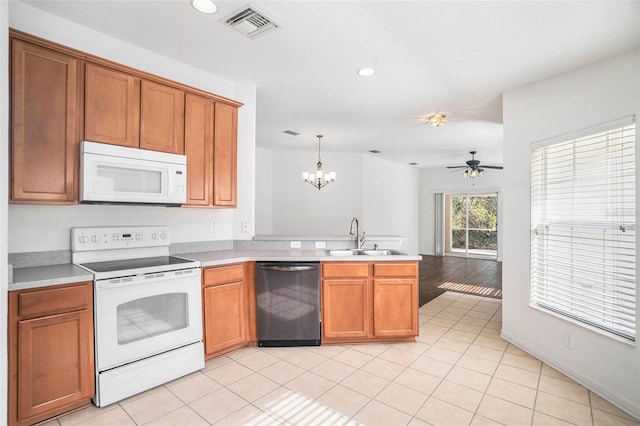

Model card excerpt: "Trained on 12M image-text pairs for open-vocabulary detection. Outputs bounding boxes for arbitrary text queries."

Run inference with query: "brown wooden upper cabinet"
[184,93,214,206]
[213,102,238,207]
[183,99,238,208]
[85,66,185,154]
[84,63,140,148]
[10,30,241,206]
[140,80,185,154]
[10,38,81,204]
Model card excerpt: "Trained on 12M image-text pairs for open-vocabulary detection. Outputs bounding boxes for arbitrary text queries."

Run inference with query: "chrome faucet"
[349,217,366,249]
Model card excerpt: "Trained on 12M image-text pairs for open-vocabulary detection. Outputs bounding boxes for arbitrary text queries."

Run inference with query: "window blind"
[530,119,636,341]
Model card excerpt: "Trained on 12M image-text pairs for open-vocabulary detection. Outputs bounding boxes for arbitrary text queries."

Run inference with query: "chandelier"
[302,134,336,190]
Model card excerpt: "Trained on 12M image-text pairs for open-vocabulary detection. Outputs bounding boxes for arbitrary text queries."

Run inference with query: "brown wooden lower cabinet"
[8,282,95,426]
[322,263,372,339]
[202,263,249,358]
[321,261,418,343]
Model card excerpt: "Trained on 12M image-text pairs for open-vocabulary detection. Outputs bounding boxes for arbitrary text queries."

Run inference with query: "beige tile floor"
[43,291,639,426]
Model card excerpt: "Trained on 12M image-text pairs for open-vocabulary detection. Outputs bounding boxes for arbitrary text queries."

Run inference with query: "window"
[530,118,636,341]
[445,193,498,259]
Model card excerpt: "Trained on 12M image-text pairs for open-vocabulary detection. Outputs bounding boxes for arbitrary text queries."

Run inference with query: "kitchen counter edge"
[9,249,422,290]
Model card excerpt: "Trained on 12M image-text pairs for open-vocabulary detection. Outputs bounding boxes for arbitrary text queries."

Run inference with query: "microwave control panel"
[71,226,170,251]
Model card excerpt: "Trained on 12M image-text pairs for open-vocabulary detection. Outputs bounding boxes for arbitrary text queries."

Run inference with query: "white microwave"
[80,141,187,206]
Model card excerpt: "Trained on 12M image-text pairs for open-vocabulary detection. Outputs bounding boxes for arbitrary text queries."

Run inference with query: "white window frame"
[530,116,636,342]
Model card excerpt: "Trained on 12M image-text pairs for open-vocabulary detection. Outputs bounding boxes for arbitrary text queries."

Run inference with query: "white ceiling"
[20,0,640,169]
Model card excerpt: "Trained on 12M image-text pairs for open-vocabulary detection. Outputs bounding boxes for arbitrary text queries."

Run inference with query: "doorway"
[445,192,498,259]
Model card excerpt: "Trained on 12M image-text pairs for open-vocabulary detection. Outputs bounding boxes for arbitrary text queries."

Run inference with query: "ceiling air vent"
[222,4,279,39]
[282,130,300,136]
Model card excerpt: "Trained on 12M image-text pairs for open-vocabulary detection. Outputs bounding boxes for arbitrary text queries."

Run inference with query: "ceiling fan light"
[463,170,469,177]
[190,0,217,14]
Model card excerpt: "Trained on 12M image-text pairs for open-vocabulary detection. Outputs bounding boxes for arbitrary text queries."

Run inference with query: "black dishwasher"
[255,262,321,346]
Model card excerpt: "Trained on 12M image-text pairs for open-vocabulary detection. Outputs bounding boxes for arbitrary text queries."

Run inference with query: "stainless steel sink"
[361,249,392,255]
[327,249,404,256]
[327,249,357,256]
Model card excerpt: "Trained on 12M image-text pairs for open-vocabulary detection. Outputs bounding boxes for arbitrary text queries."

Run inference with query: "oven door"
[94,268,202,371]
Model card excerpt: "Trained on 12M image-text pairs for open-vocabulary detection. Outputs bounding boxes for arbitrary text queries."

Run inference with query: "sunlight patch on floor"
[262,389,357,425]
[437,281,502,298]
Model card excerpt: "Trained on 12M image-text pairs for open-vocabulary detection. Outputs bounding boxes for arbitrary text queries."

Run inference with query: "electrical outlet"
[241,221,249,233]
[209,221,215,233]
[315,241,326,248]
[564,332,573,349]
[290,241,301,248]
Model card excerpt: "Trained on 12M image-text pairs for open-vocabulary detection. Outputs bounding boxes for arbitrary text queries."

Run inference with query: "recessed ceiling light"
[190,0,217,14]
[409,162,419,166]
[357,67,376,77]
[369,150,381,154]
[282,130,301,136]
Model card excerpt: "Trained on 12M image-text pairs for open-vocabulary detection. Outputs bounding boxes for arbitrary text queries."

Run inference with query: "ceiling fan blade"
[482,165,503,169]
[446,166,467,169]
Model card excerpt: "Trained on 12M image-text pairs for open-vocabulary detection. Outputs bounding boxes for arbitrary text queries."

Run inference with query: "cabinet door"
[11,39,80,203]
[184,93,214,206]
[203,282,247,358]
[16,310,94,422]
[373,278,418,337]
[213,103,237,207]
[322,279,371,339]
[84,63,140,148]
[140,80,185,154]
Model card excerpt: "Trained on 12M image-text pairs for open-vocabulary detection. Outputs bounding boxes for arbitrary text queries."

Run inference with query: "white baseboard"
[500,330,640,421]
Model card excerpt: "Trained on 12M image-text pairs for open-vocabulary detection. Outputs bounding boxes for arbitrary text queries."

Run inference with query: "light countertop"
[10,263,95,291]
[9,249,421,291]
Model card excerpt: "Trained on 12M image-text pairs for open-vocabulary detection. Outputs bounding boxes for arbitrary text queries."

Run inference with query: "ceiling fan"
[446,151,503,178]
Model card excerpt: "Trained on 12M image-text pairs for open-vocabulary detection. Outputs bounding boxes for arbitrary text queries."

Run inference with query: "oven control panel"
[71,226,170,251]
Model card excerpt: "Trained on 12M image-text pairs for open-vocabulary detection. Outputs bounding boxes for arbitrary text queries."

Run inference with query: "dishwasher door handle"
[259,265,317,272]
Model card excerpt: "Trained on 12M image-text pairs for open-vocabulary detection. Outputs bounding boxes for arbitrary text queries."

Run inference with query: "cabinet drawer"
[17,282,92,319]
[322,263,369,278]
[203,264,245,286]
[373,262,418,277]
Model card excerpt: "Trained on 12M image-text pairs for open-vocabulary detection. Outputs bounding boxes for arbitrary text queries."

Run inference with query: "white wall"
[1,1,10,422]
[268,149,363,236]
[233,81,257,240]
[363,155,420,254]
[7,2,256,253]
[502,49,640,418]
[256,149,421,254]
[255,147,273,234]
[418,167,504,258]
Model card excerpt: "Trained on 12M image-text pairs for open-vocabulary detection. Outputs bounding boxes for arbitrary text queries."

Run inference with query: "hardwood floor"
[419,254,502,306]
